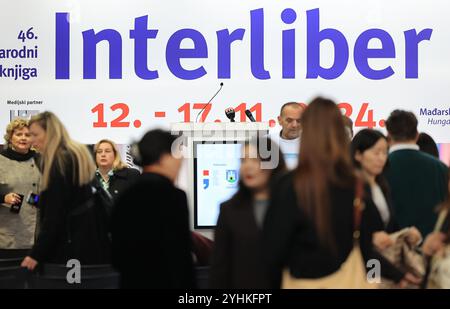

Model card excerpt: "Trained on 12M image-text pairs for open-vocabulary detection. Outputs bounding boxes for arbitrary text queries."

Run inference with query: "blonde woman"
[0,118,40,250]
[94,139,139,199]
[21,112,106,270]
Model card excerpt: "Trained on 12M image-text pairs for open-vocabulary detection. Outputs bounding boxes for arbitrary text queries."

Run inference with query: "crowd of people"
[0,97,449,289]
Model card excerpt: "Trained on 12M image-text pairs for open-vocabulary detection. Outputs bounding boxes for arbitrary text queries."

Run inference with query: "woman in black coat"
[351,130,422,263]
[209,137,286,288]
[21,112,104,270]
[263,98,421,288]
[94,139,140,200]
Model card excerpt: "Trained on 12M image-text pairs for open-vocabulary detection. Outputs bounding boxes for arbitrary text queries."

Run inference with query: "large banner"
[1,0,450,144]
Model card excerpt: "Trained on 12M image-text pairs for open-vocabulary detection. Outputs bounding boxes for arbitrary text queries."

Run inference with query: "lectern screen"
[193,141,243,228]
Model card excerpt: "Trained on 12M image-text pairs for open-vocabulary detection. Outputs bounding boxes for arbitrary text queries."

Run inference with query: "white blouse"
[371,183,390,226]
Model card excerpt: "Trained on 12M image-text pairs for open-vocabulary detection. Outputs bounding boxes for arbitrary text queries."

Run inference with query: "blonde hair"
[29,111,96,190]
[94,139,127,170]
[4,118,29,148]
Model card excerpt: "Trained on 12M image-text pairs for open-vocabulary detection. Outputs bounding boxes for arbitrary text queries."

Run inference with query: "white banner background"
[1,0,449,144]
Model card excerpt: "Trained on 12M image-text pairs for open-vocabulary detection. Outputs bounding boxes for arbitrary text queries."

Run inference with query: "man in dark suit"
[111,130,195,288]
[385,110,448,237]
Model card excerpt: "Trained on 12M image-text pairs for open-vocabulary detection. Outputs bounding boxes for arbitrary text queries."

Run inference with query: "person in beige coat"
[0,118,41,249]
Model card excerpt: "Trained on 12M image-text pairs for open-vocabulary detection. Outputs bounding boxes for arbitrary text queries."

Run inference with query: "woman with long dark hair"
[209,137,286,288]
[263,97,420,288]
[351,129,422,284]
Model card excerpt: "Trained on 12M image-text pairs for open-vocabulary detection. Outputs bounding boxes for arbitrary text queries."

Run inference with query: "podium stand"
[171,122,269,235]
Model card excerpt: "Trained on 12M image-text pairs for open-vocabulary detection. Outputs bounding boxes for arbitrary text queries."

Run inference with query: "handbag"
[377,228,425,288]
[427,208,450,289]
[281,180,378,289]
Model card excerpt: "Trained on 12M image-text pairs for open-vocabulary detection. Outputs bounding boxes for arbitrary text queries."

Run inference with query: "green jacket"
[386,149,448,237]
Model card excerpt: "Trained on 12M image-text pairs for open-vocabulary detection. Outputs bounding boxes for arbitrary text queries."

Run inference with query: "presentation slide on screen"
[194,142,242,227]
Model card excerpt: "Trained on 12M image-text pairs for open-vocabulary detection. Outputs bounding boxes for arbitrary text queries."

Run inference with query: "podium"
[170,122,270,234]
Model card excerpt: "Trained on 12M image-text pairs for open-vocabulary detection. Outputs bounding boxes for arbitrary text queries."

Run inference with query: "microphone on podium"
[245,109,256,122]
[225,107,236,122]
[195,82,224,122]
